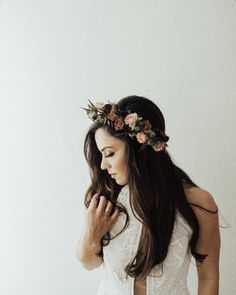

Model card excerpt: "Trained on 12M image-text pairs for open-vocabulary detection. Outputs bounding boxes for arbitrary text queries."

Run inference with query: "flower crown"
[82,100,169,152]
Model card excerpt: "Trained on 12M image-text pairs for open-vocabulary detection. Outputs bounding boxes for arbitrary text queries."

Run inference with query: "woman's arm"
[76,227,103,270]
[76,193,120,270]
[186,187,221,295]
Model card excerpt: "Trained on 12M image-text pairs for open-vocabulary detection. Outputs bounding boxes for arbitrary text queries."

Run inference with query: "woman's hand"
[84,193,120,244]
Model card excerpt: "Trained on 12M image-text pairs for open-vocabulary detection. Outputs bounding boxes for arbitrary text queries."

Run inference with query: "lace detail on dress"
[97,185,193,295]
[148,213,192,294]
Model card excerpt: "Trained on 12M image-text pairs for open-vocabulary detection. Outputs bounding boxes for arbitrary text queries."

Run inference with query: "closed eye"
[105,152,114,158]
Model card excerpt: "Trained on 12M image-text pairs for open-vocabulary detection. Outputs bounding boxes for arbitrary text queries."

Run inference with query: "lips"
[109,173,117,177]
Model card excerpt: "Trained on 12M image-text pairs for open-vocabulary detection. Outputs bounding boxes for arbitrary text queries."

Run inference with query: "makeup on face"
[95,128,128,186]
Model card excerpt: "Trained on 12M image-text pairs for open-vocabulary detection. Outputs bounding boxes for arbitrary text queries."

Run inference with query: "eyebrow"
[101,146,114,152]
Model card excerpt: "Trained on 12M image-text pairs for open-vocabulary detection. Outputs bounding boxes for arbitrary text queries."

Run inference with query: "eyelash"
[105,152,114,158]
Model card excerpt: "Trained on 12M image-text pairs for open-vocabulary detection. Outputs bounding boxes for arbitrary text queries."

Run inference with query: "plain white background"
[0,1,235,294]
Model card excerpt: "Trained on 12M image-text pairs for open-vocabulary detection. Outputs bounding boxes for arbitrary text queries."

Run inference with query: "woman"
[76,95,220,295]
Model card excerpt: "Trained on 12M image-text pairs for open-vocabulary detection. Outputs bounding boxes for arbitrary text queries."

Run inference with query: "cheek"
[116,155,126,172]
[119,161,127,171]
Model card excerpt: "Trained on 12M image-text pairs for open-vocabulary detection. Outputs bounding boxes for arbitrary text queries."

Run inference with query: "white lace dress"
[97,184,193,295]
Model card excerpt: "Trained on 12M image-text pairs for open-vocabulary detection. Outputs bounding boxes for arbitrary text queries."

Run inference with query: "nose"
[100,156,111,171]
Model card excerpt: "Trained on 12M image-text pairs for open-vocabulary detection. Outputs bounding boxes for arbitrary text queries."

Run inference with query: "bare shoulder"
[184,186,221,283]
[184,186,218,213]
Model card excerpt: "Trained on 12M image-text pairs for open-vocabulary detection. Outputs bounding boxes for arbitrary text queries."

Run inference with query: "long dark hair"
[83,95,214,280]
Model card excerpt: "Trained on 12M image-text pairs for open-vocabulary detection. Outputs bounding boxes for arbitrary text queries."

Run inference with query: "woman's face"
[95,128,128,186]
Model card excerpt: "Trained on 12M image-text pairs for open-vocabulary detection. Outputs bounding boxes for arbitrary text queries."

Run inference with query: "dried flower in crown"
[81,100,169,152]
[114,117,125,131]
[136,132,149,144]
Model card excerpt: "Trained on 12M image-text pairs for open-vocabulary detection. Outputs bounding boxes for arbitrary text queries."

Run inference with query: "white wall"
[0,1,235,294]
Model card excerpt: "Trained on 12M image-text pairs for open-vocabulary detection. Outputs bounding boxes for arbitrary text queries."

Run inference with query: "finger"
[89,193,99,210]
[97,196,107,211]
[110,207,120,221]
[104,201,113,215]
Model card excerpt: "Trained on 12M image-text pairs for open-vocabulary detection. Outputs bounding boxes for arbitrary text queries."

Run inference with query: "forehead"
[95,128,124,151]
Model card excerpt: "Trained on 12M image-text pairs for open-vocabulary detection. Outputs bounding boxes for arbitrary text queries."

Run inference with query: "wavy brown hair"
[83,95,217,280]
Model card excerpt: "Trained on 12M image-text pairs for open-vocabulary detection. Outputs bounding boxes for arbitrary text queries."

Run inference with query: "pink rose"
[153,142,165,151]
[114,117,124,131]
[106,105,117,120]
[136,132,148,143]
[124,113,138,126]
